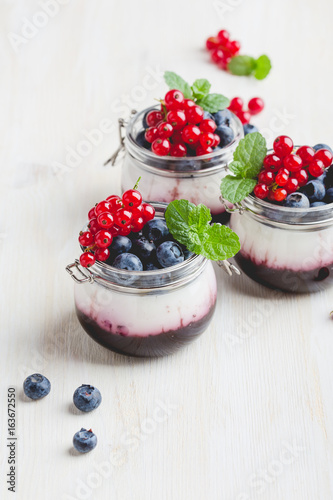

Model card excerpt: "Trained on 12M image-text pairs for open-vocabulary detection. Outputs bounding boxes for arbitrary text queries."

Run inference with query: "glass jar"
[229,195,333,293]
[119,106,243,224]
[66,204,217,357]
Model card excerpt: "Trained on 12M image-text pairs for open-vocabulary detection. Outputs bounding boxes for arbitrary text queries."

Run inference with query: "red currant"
[200,132,215,148]
[80,252,95,268]
[157,122,173,139]
[212,134,220,147]
[200,119,217,133]
[285,177,299,193]
[217,29,230,45]
[186,105,204,125]
[258,170,274,185]
[170,143,187,157]
[314,149,333,168]
[267,189,276,202]
[227,40,241,55]
[167,110,187,130]
[88,207,96,220]
[211,48,224,64]
[110,225,121,236]
[275,168,289,186]
[229,97,244,111]
[97,212,114,229]
[131,217,145,232]
[164,89,185,110]
[95,201,111,217]
[273,188,288,202]
[296,146,315,165]
[238,110,251,124]
[95,248,110,262]
[183,99,196,110]
[151,138,171,156]
[145,127,159,143]
[146,110,163,127]
[79,231,94,247]
[122,189,142,209]
[308,159,325,177]
[95,230,113,248]
[263,154,282,171]
[106,195,122,212]
[131,204,144,217]
[294,169,309,187]
[283,154,303,172]
[254,183,269,199]
[88,218,100,234]
[206,36,219,51]
[248,97,264,115]
[114,209,133,227]
[217,54,232,70]
[142,203,155,222]
[117,225,131,236]
[273,135,293,158]
[196,145,213,156]
[181,125,201,145]
[171,131,185,145]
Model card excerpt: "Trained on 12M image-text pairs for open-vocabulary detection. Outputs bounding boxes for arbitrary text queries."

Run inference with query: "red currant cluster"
[254,136,333,202]
[144,89,221,157]
[79,189,155,267]
[228,96,264,125]
[206,29,241,70]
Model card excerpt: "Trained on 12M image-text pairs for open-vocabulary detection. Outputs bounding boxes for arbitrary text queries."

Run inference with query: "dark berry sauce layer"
[76,305,216,358]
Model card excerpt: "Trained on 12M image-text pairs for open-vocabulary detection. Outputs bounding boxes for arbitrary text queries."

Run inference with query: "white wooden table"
[1,1,333,499]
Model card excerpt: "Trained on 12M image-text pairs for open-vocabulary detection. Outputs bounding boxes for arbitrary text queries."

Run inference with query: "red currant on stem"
[79,231,94,247]
[200,132,215,148]
[273,135,293,158]
[183,99,196,110]
[227,40,241,55]
[294,169,308,186]
[296,145,315,165]
[118,225,132,236]
[285,177,299,193]
[217,54,231,70]
[229,97,244,111]
[263,154,282,171]
[167,110,186,130]
[131,217,145,233]
[95,230,113,248]
[275,168,290,186]
[206,36,219,50]
[88,218,100,234]
[145,127,159,143]
[186,105,204,125]
[211,49,225,64]
[254,183,269,199]
[196,145,213,156]
[248,97,264,115]
[157,122,173,139]
[80,252,95,268]
[170,143,187,157]
[95,248,110,262]
[97,212,114,229]
[142,203,155,222]
[106,195,122,212]
[114,209,133,227]
[274,188,288,202]
[151,138,171,156]
[122,189,142,209]
[181,125,201,145]
[110,225,121,236]
[217,29,230,45]
[164,89,185,110]
[314,149,333,168]
[283,154,303,172]
[88,207,96,220]
[308,159,325,177]
[95,201,112,217]
[146,110,163,127]
[200,119,217,133]
[258,170,274,185]
[171,130,186,145]
[212,134,220,147]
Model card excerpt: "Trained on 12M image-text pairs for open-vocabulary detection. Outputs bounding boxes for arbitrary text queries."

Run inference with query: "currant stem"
[133,177,141,190]
[84,244,97,253]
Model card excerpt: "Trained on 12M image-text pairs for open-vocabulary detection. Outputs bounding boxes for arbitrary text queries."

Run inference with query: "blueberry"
[73,428,97,454]
[136,130,150,150]
[23,373,51,400]
[300,180,326,202]
[143,219,170,243]
[325,166,333,188]
[284,192,310,208]
[317,171,327,183]
[313,143,333,155]
[112,253,143,271]
[215,125,234,147]
[145,261,160,271]
[73,385,102,412]
[183,248,194,260]
[132,236,156,260]
[326,187,333,203]
[213,109,232,127]
[203,111,215,121]
[156,241,184,268]
[109,236,132,256]
[243,124,258,136]
[311,202,326,207]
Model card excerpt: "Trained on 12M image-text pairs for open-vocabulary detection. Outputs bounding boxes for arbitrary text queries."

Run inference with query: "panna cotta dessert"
[109,71,244,223]
[67,186,240,357]
[221,133,333,293]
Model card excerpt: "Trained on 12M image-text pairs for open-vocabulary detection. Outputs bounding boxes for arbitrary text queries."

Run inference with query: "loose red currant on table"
[94,248,110,262]
[237,110,251,125]
[217,54,232,70]
[146,110,163,127]
[308,159,325,177]
[122,189,142,209]
[80,252,95,268]
[217,29,230,45]
[206,36,219,50]
[170,143,187,157]
[273,135,294,158]
[211,48,225,64]
[275,168,290,186]
[97,212,114,229]
[200,132,216,148]
[167,110,186,130]
[263,154,282,171]
[95,230,113,248]
[79,231,94,247]
[227,40,241,55]
[164,89,184,110]
[285,177,299,194]
[314,149,333,168]
[114,209,132,227]
[296,145,315,165]
[145,127,159,143]
[274,188,288,202]
[186,105,204,125]
[200,119,217,133]
[229,97,244,112]
[283,154,302,172]
[254,183,269,199]
[151,138,171,156]
[248,97,265,115]
[157,122,173,139]
[294,169,308,186]
[181,125,201,145]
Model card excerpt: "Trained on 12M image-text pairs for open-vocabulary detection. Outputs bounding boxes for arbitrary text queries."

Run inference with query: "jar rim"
[125,105,244,173]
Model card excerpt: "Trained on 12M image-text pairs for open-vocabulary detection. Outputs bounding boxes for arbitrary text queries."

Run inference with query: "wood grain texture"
[1,1,333,499]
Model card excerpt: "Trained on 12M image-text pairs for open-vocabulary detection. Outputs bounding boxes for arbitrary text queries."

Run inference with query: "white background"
[1,1,333,499]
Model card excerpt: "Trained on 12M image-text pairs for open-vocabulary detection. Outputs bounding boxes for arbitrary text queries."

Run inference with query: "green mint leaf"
[164,71,192,99]
[197,93,230,113]
[254,55,272,80]
[233,132,267,178]
[165,199,240,261]
[228,55,257,76]
[228,161,245,177]
[191,78,211,99]
[220,176,257,204]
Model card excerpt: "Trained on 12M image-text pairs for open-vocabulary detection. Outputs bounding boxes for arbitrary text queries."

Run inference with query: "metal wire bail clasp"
[66,260,94,284]
[219,195,245,215]
[104,110,137,167]
[217,260,241,276]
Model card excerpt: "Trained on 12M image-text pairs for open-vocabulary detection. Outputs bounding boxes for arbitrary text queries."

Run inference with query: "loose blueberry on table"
[73,428,97,454]
[23,373,51,400]
[73,385,102,412]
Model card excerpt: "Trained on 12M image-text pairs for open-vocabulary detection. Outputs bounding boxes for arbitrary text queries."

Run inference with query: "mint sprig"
[228,54,272,80]
[220,132,267,204]
[164,71,230,113]
[165,200,240,261]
